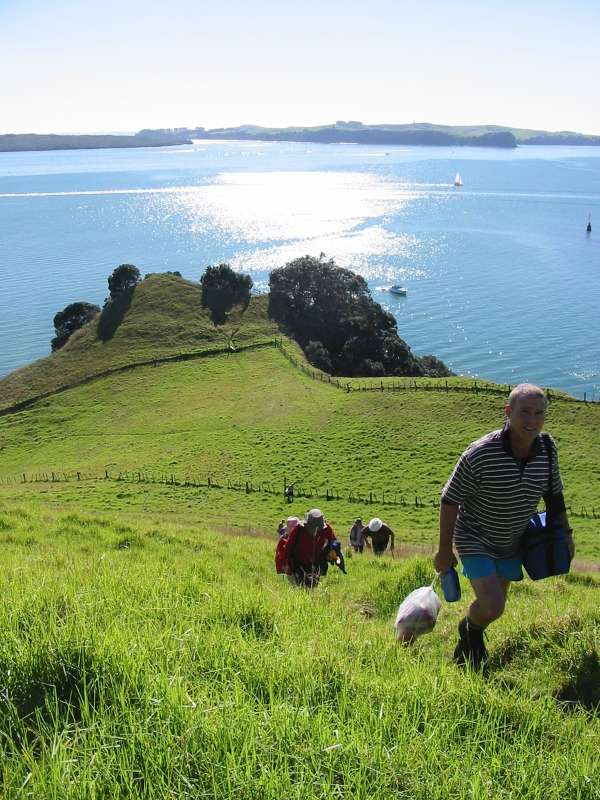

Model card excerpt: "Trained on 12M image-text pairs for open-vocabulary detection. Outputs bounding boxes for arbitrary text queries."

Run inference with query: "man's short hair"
[507,383,547,409]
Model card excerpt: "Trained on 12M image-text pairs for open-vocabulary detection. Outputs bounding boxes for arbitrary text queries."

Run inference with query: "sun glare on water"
[156,171,425,279]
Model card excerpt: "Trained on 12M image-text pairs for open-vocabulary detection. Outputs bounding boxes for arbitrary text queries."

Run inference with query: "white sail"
[454,172,463,187]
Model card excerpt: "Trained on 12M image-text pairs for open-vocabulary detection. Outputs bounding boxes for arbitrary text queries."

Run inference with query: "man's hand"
[433,548,458,574]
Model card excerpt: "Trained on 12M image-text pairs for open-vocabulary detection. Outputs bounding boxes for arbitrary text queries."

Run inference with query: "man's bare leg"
[468,574,511,628]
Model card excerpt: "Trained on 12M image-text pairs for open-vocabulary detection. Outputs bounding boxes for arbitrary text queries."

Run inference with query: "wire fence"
[2,336,597,421]
[3,469,599,520]
[273,338,600,404]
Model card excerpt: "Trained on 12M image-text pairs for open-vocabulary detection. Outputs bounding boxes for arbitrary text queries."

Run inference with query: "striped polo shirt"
[442,425,563,559]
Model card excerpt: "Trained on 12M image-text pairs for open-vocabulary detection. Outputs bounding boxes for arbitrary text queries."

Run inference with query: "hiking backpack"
[275,534,291,574]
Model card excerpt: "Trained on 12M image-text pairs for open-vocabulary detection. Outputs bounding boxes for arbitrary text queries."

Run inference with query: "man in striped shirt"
[434,383,574,669]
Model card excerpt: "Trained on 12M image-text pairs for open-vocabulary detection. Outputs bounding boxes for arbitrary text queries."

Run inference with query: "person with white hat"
[280,508,343,588]
[363,517,395,556]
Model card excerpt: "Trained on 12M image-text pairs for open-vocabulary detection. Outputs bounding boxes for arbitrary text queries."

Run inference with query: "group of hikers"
[277,515,395,557]
[275,383,575,671]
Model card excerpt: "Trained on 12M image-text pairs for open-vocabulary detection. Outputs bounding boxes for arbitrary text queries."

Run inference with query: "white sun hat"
[306,508,325,528]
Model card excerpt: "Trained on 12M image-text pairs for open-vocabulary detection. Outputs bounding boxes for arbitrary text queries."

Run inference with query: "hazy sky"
[1,0,599,135]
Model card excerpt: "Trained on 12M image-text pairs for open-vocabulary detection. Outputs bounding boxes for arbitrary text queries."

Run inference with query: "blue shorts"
[461,555,523,582]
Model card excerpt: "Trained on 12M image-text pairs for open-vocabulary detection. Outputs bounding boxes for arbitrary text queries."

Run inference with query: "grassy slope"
[0,273,279,411]
[0,500,598,799]
[1,279,599,797]
[1,346,599,559]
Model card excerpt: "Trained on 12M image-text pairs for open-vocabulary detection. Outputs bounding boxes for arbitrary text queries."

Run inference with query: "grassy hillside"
[0,499,598,799]
[0,273,279,411]
[1,272,599,798]
[1,346,599,560]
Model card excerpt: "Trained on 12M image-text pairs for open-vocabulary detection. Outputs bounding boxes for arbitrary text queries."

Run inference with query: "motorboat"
[389,285,407,296]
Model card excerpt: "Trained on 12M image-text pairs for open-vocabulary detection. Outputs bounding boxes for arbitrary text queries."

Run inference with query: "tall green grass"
[0,501,598,798]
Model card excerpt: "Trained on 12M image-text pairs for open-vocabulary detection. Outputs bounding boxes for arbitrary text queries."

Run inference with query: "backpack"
[275,534,290,574]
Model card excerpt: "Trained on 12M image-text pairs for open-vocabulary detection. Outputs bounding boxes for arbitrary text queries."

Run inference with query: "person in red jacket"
[284,508,341,588]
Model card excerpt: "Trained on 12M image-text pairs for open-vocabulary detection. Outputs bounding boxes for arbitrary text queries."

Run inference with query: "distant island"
[2,121,600,153]
[0,131,192,153]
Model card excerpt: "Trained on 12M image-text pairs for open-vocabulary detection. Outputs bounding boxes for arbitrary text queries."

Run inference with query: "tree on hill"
[97,264,141,342]
[108,264,141,300]
[268,254,452,378]
[51,301,100,351]
[200,263,253,325]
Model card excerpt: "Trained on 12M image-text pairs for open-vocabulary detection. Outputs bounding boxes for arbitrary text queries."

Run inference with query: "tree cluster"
[49,256,450,381]
[200,263,253,325]
[107,264,141,300]
[268,255,452,378]
[51,264,141,351]
[51,302,100,351]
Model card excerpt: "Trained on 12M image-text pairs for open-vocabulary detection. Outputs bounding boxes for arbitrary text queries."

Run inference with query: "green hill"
[0,273,279,412]
[1,341,599,559]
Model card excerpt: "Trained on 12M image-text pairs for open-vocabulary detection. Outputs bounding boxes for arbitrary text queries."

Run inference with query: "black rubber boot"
[453,617,489,670]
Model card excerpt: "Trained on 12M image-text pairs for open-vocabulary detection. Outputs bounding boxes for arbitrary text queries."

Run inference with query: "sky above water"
[1,0,599,135]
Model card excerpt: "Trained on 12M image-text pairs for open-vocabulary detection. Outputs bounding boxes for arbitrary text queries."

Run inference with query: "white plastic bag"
[394,583,441,644]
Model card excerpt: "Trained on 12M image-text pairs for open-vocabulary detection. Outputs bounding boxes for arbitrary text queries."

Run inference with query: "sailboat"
[587,213,592,233]
[454,172,463,187]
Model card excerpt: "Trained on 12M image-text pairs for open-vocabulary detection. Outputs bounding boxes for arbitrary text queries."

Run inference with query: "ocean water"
[1,140,599,397]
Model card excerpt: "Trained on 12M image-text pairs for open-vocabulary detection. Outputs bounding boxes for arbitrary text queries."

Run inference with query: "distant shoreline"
[2,121,600,154]
[0,132,192,154]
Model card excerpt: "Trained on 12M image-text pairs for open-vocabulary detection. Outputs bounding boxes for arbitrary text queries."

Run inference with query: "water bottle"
[440,567,461,602]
